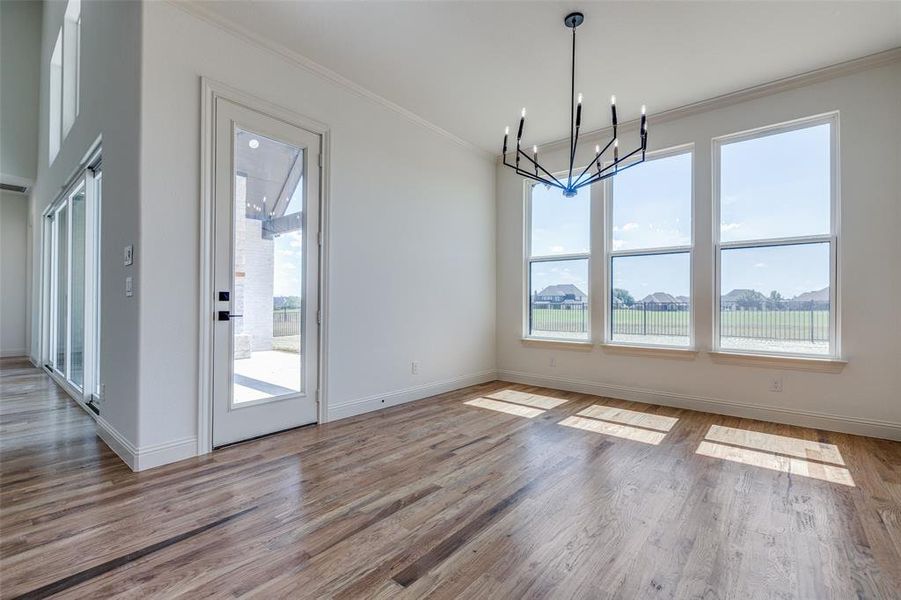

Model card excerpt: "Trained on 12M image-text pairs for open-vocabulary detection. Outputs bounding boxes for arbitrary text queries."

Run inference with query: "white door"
[212,98,321,446]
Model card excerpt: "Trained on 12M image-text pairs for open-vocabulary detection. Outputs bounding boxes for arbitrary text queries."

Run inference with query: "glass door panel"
[231,128,304,404]
[55,205,68,373]
[70,188,86,388]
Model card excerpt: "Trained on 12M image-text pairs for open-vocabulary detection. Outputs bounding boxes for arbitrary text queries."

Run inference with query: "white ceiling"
[192,1,901,153]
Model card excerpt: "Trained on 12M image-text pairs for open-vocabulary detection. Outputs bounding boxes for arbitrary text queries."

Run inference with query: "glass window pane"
[611,152,691,251]
[529,259,588,340]
[530,183,590,257]
[70,188,86,388]
[610,253,690,346]
[55,205,68,371]
[232,128,304,404]
[720,123,830,242]
[720,243,830,355]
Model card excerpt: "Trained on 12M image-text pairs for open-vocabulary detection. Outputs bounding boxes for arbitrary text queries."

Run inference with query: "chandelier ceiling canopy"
[502,12,648,197]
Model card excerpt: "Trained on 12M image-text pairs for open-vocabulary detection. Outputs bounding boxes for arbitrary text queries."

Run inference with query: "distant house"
[721,288,768,310]
[789,286,830,309]
[639,292,686,311]
[533,284,587,309]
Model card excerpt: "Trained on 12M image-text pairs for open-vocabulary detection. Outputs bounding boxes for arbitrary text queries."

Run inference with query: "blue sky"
[531,122,831,300]
[273,181,304,298]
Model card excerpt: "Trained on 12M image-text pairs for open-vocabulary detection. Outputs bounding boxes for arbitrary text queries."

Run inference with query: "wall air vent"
[0,182,29,194]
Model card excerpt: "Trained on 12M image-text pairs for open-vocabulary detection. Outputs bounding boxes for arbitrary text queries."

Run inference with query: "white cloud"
[721,222,742,232]
[611,240,626,251]
[550,245,565,253]
[754,262,767,268]
[622,222,639,231]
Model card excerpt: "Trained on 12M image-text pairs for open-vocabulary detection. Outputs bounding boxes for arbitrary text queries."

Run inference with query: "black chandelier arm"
[503,154,565,189]
[516,148,566,188]
[572,147,646,191]
[571,136,617,188]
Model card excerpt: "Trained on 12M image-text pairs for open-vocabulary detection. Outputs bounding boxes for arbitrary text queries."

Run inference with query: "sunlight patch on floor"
[696,425,854,486]
[559,415,667,445]
[576,405,678,432]
[704,424,845,465]
[485,389,569,409]
[464,397,545,418]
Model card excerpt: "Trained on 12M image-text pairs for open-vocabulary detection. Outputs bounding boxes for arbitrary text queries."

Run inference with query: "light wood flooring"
[2,356,900,599]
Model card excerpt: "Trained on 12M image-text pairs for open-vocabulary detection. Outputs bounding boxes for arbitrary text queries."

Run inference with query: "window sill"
[600,343,698,360]
[707,351,847,373]
[521,338,593,351]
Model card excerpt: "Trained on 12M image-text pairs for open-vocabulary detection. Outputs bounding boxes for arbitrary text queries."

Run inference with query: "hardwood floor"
[2,356,900,599]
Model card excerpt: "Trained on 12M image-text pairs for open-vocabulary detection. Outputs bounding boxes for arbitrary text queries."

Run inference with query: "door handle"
[218,311,244,321]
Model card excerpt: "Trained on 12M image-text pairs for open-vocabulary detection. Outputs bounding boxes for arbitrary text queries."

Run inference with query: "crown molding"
[167,1,492,161]
[503,46,901,160]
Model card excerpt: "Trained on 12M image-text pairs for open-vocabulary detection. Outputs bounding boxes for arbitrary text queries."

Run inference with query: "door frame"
[198,78,331,455]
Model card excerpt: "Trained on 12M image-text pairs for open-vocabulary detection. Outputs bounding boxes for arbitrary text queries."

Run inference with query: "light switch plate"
[125,276,133,297]
[124,245,134,266]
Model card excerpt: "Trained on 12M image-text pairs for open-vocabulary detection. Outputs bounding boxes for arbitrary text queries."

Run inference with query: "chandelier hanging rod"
[501,12,648,197]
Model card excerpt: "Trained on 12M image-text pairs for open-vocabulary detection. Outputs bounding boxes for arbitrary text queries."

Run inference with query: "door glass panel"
[232,128,304,404]
[55,205,68,372]
[70,189,86,387]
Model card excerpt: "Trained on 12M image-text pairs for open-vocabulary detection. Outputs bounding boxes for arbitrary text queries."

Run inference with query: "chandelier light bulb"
[595,144,600,154]
[521,108,526,118]
[578,93,583,104]
[532,145,538,154]
[505,126,509,135]
[614,138,619,147]
[610,95,616,106]
[641,104,646,115]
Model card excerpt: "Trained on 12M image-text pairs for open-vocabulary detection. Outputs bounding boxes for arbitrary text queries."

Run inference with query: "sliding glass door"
[43,162,101,405]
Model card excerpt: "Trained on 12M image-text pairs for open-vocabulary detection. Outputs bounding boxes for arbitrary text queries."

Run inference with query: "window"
[48,0,81,164]
[49,31,62,162]
[606,148,693,347]
[62,0,81,136]
[43,155,101,404]
[526,182,590,340]
[714,115,836,357]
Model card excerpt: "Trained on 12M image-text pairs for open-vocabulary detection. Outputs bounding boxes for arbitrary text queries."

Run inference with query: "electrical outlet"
[411,361,420,375]
[124,245,134,266]
[125,276,134,297]
[769,376,783,393]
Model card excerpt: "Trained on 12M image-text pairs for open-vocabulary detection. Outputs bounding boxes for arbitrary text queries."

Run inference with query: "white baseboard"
[0,348,27,358]
[497,369,901,442]
[96,416,139,471]
[96,416,197,471]
[327,369,498,422]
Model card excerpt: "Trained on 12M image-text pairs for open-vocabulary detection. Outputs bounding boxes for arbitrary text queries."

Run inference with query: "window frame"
[603,143,696,350]
[522,178,593,342]
[40,149,102,407]
[712,112,839,359]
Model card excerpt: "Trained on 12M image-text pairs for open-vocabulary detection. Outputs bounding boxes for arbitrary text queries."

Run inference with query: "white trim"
[168,1,490,160]
[497,369,901,442]
[0,349,28,358]
[524,176,592,342]
[198,77,331,454]
[326,370,498,422]
[96,416,138,471]
[712,112,839,359]
[509,47,901,157]
[604,145,695,348]
[95,418,196,472]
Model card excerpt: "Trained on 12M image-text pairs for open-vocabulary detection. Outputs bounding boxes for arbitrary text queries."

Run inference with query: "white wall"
[29,0,143,445]
[497,61,901,439]
[136,2,496,451]
[0,0,42,184]
[1,192,28,356]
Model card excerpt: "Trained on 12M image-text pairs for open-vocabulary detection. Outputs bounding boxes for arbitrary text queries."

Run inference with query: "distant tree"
[769,290,782,302]
[613,288,635,307]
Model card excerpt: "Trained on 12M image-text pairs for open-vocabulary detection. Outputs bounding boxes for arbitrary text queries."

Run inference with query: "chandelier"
[502,12,648,197]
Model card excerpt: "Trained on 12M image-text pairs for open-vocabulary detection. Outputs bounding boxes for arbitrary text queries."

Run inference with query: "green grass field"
[531,306,829,340]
